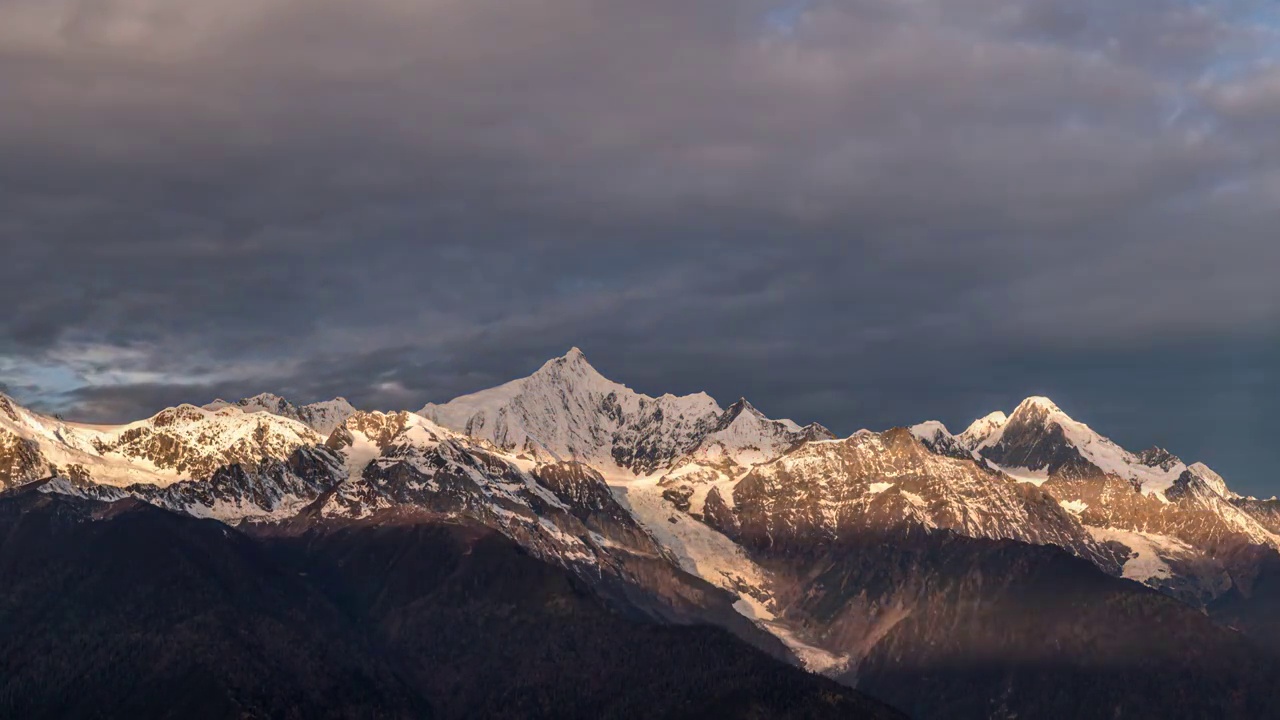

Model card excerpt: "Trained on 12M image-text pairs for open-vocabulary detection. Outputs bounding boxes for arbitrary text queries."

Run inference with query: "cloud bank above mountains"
[1,0,1276,492]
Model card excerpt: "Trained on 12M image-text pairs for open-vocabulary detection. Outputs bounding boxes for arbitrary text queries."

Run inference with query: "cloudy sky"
[1,0,1278,493]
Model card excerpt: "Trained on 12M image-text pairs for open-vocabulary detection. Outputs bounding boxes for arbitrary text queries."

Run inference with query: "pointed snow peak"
[976,410,1008,426]
[957,410,1009,450]
[534,346,608,384]
[1013,396,1064,417]
[801,422,837,441]
[243,392,292,407]
[547,346,588,367]
[910,420,951,441]
[304,397,355,411]
[205,393,297,415]
[713,398,768,430]
[1005,396,1076,431]
[1186,462,1235,499]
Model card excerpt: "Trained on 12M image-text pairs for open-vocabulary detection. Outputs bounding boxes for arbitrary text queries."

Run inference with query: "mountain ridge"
[6,349,1280,718]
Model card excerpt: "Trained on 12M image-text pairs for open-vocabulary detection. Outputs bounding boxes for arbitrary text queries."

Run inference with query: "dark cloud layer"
[1,0,1277,494]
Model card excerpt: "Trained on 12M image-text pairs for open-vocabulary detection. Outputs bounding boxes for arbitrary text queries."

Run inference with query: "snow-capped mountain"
[46,444,347,521]
[656,398,835,515]
[955,411,1008,451]
[1,394,46,490]
[975,397,1190,492]
[908,420,974,460]
[710,426,1116,569]
[204,393,357,435]
[911,397,1280,603]
[418,348,723,473]
[1,393,322,489]
[683,397,833,469]
[10,353,1275,606]
[7,349,1280,714]
[317,411,668,569]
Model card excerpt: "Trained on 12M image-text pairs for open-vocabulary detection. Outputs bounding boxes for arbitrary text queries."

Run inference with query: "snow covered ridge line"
[203,394,357,435]
[1,348,1260,510]
[912,396,1207,500]
[0,394,325,490]
[7,350,1280,672]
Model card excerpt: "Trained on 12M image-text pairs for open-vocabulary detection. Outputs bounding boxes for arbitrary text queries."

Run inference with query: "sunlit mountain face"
[4,348,1280,718]
[2,0,1278,717]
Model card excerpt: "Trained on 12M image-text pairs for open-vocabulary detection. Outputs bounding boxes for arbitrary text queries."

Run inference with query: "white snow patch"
[1088,527,1194,583]
[733,599,850,675]
[909,421,950,442]
[898,489,926,507]
[995,465,1052,486]
[602,471,855,673]
[1059,499,1089,515]
[610,477,772,599]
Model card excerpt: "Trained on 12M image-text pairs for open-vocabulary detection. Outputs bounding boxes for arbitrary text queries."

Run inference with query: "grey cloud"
[1,0,1278,492]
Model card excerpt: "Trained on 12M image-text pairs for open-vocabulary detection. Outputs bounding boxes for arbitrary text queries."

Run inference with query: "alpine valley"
[3,349,1280,718]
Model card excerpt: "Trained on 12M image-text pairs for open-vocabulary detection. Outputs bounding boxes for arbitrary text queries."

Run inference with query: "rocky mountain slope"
[911,397,1280,606]
[705,427,1118,571]
[0,488,899,720]
[7,348,1280,718]
[1,393,321,489]
[205,393,357,435]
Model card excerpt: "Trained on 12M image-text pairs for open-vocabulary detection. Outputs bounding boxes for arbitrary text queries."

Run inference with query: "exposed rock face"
[345,410,414,446]
[791,530,1280,720]
[532,461,623,518]
[1138,446,1184,472]
[909,421,973,460]
[91,407,324,482]
[1039,470,1273,552]
[9,354,1280,719]
[970,397,1192,493]
[652,398,838,525]
[1233,496,1280,535]
[683,398,833,471]
[204,394,357,435]
[1,396,322,489]
[714,427,1117,571]
[317,415,666,568]
[979,398,1119,480]
[0,488,902,720]
[1207,543,1280,651]
[904,397,1280,607]
[1,394,59,490]
[47,445,348,521]
[0,428,48,491]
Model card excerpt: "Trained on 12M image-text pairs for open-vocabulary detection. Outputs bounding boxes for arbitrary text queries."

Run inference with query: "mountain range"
[3,348,1279,718]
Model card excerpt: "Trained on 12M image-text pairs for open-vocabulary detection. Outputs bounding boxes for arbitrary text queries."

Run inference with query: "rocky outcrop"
[204,394,357,435]
[0,428,48,491]
[46,445,348,521]
[715,427,1116,571]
